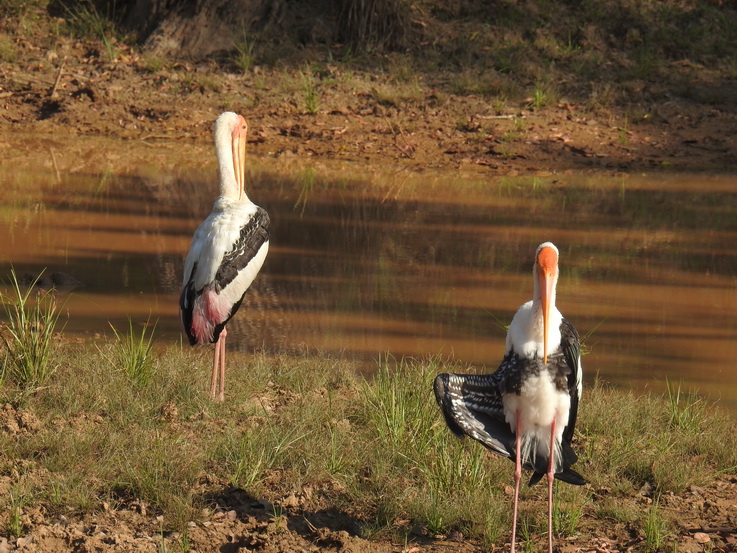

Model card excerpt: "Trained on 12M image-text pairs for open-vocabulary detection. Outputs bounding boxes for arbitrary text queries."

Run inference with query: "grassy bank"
[1,318,736,550]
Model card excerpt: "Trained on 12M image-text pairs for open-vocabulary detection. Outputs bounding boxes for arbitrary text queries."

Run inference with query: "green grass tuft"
[1,268,65,389]
[233,27,257,72]
[108,317,158,387]
[644,499,670,552]
[302,70,320,115]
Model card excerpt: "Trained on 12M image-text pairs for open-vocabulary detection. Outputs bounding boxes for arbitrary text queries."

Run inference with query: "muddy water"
[2,136,737,410]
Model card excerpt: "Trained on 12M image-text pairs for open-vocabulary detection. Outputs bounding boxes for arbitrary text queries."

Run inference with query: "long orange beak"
[539,267,554,364]
[537,246,558,364]
[231,117,248,200]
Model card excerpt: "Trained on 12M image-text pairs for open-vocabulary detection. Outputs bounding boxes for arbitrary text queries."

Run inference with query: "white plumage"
[180,112,270,401]
[435,242,584,553]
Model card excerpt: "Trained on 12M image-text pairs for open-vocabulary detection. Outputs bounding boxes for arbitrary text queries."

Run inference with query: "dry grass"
[1,336,735,546]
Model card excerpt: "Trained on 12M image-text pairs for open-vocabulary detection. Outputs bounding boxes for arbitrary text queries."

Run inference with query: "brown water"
[2,136,737,410]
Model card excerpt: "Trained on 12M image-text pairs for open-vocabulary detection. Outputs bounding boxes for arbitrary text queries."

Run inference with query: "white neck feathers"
[213,112,248,201]
[506,242,563,360]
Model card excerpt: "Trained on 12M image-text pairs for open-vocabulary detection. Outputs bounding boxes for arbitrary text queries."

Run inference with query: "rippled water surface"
[2,135,737,410]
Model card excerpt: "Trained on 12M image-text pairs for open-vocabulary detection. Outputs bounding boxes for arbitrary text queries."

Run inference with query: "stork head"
[214,112,249,200]
[535,242,559,364]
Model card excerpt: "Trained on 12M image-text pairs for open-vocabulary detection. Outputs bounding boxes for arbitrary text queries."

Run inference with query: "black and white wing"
[180,206,270,345]
[560,317,582,446]
[433,371,515,460]
[212,206,270,293]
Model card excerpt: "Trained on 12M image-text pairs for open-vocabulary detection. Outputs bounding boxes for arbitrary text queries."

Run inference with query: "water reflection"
[1,136,737,411]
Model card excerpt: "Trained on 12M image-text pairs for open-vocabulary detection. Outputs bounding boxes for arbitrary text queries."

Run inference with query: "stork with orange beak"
[434,242,584,553]
[180,112,270,402]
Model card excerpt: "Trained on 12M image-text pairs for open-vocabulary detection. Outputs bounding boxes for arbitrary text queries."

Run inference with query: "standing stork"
[180,112,270,402]
[434,242,584,553]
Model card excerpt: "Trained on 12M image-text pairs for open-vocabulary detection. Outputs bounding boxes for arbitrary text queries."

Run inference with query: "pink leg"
[511,414,522,553]
[547,417,557,553]
[217,327,227,402]
[210,334,222,400]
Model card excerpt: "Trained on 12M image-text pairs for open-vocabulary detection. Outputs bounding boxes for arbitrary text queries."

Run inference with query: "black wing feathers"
[433,372,515,460]
[560,318,581,445]
[215,207,270,291]
[179,262,198,345]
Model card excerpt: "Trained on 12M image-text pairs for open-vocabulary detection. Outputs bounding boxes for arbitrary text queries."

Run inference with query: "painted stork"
[180,111,270,402]
[434,242,584,553]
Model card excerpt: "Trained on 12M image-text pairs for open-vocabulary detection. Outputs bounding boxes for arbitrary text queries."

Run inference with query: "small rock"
[132,501,147,516]
[637,482,654,497]
[694,532,710,544]
[16,536,34,549]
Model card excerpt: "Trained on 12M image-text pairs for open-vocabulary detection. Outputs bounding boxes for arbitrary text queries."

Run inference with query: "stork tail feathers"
[527,441,586,486]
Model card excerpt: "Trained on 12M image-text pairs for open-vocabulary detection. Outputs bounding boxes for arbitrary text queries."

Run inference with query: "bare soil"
[2,10,737,553]
[3,23,737,174]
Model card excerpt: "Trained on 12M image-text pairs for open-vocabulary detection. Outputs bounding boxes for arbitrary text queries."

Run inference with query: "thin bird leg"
[547,417,557,553]
[511,414,522,553]
[210,334,222,400]
[217,327,227,402]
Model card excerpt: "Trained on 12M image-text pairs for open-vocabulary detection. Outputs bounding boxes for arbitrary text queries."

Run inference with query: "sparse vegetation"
[644,500,669,552]
[60,0,122,61]
[530,83,549,109]
[0,343,735,550]
[233,28,257,73]
[141,53,166,73]
[0,34,16,62]
[6,486,27,539]
[2,0,737,172]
